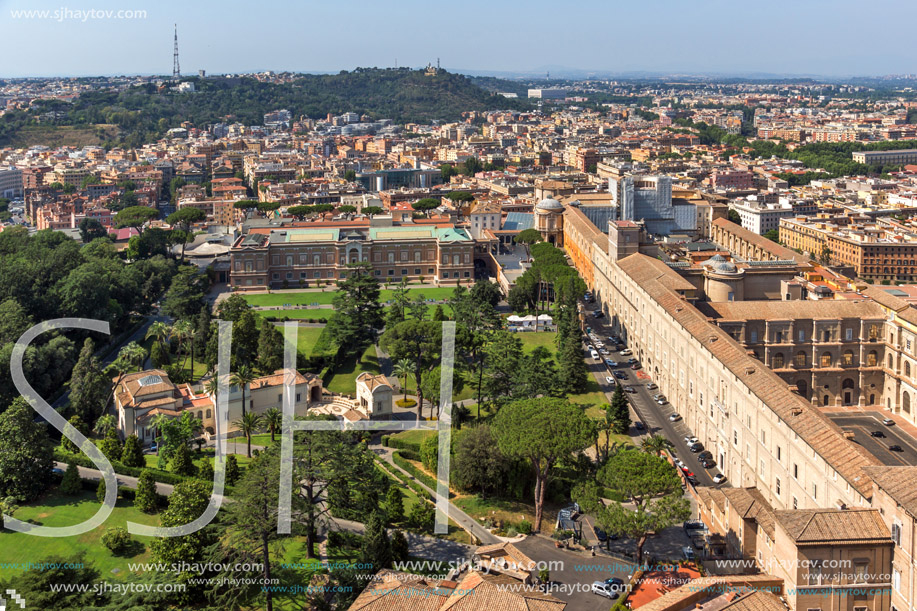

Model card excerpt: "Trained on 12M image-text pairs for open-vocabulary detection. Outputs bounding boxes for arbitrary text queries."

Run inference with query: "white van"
[590,349,600,360]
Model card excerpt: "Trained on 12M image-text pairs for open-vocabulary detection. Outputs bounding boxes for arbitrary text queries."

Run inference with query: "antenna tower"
[172,24,181,80]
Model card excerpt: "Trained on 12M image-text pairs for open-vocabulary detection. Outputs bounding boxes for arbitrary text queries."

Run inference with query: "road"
[582,312,720,488]
[826,411,917,466]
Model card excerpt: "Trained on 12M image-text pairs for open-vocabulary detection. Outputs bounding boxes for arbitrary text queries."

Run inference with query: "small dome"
[535,197,563,212]
[712,261,738,274]
[708,254,726,262]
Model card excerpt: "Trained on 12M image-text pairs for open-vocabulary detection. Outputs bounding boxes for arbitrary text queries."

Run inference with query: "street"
[826,411,917,466]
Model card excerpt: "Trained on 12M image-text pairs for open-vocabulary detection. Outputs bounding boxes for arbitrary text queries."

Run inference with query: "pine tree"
[60,462,82,495]
[391,529,410,563]
[361,511,392,573]
[120,434,145,468]
[225,454,240,486]
[135,470,158,513]
[96,479,106,503]
[609,386,631,434]
[60,415,87,454]
[69,338,108,422]
[256,319,283,373]
[558,335,588,394]
[169,443,196,476]
[384,487,404,524]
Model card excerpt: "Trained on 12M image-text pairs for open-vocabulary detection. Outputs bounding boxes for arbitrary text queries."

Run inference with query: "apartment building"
[779,217,917,283]
[853,150,917,166]
[865,467,917,611]
[230,222,474,289]
[0,167,22,198]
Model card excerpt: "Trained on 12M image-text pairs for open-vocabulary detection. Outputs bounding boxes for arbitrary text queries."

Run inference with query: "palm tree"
[149,413,172,457]
[263,407,282,443]
[171,320,194,376]
[392,358,413,404]
[145,321,171,356]
[640,434,674,457]
[230,365,257,419]
[93,414,116,437]
[233,412,263,458]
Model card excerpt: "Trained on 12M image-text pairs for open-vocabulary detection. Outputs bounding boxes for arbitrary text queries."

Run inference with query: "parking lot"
[826,411,917,465]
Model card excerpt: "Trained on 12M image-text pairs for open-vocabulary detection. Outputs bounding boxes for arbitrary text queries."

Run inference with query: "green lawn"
[172,354,209,382]
[388,429,436,448]
[242,287,455,308]
[294,326,325,357]
[572,378,611,417]
[0,489,159,581]
[324,344,381,395]
[143,448,252,471]
[516,331,558,353]
[254,309,334,321]
[396,368,475,402]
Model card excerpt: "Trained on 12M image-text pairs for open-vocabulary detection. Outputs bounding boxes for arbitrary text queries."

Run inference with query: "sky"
[0,0,914,78]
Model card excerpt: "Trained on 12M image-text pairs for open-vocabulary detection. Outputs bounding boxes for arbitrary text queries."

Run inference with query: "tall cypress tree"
[69,338,108,421]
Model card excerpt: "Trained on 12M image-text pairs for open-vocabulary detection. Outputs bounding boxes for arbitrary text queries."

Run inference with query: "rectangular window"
[775,477,781,496]
[892,522,901,545]
[799,329,806,342]
[793,496,798,509]
[793,463,798,479]
[846,328,853,341]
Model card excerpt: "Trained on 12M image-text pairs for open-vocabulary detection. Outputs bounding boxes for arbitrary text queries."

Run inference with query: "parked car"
[590,350,600,360]
[594,527,608,542]
[592,311,605,318]
[884,418,896,426]
[689,442,704,453]
[684,436,699,445]
[646,383,658,390]
[627,358,638,365]
[606,376,615,384]
[674,458,687,470]
[605,359,618,367]
[683,520,705,531]
[681,467,695,477]
[631,363,642,370]
[591,581,620,600]
[686,475,698,485]
[634,421,645,430]
[619,349,633,356]
[609,336,619,344]
[713,474,727,484]
[700,458,716,469]
[600,348,610,355]
[624,386,637,393]
[614,371,628,380]
[682,546,696,560]
[889,445,904,452]
[698,450,713,460]
[669,413,682,422]
[870,431,886,438]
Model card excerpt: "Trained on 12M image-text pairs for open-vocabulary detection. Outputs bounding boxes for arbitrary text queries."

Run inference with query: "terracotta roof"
[440,571,565,611]
[635,575,783,611]
[250,368,311,390]
[357,372,393,392]
[862,285,917,327]
[720,590,787,611]
[348,570,451,611]
[713,218,810,265]
[721,488,776,538]
[615,253,881,499]
[863,466,917,518]
[699,299,885,322]
[774,508,891,545]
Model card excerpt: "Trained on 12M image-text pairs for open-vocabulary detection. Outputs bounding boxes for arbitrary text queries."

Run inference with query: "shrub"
[101,527,132,555]
[120,435,145,468]
[60,463,82,495]
[517,519,533,535]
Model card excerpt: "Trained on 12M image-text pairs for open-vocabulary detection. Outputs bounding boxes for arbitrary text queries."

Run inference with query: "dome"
[708,254,726,262]
[535,197,563,212]
[712,261,738,274]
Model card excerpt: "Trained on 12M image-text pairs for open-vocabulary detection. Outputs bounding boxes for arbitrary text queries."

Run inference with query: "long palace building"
[229,218,475,289]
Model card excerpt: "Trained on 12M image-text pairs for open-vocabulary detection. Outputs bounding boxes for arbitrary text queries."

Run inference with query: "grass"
[173,354,209,382]
[242,287,455,308]
[516,331,559,353]
[143,448,252,471]
[453,494,560,536]
[254,309,334,321]
[294,326,325,357]
[11,124,121,148]
[388,429,436,447]
[0,488,159,581]
[324,344,381,395]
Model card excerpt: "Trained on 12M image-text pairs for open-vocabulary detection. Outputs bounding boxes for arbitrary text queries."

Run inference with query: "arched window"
[773,353,785,368]
[907,362,912,378]
[843,350,854,366]
[820,353,833,368]
[823,394,830,406]
[206,409,212,419]
[795,351,806,368]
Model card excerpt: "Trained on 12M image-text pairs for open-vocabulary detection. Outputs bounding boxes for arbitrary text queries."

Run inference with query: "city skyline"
[1,0,915,78]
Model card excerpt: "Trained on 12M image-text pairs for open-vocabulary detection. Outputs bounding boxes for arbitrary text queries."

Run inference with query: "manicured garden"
[242,287,456,308]
[323,344,381,395]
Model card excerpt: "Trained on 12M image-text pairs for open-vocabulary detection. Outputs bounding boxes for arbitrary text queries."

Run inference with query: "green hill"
[7,69,531,148]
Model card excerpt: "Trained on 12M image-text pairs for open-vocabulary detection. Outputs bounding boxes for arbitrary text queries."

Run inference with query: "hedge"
[55,448,236,494]
[374,456,430,503]
[381,436,422,454]
[391,451,453,498]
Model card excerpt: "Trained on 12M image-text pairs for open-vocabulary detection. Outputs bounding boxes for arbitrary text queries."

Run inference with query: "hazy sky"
[1,0,914,78]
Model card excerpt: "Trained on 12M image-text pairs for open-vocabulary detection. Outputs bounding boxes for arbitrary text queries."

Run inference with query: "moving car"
[870,431,886,438]
[605,359,618,367]
[889,445,903,452]
[646,383,658,390]
[614,371,628,380]
[713,474,727,484]
[623,386,637,393]
[884,418,896,426]
[619,349,633,356]
[669,413,682,422]
[591,581,620,600]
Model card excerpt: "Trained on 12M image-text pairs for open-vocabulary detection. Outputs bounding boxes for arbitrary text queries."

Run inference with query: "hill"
[5,69,531,148]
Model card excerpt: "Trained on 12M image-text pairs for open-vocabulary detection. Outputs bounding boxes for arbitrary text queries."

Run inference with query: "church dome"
[535,197,563,212]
